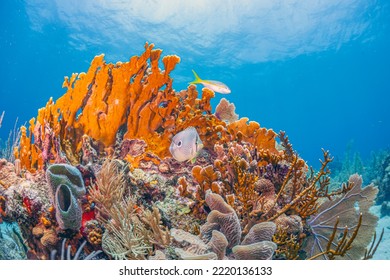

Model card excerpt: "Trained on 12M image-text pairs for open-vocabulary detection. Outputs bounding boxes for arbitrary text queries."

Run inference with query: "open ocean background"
[0,0,389,169]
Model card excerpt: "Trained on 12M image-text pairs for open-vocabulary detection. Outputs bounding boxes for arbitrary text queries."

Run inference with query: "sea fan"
[304,174,378,259]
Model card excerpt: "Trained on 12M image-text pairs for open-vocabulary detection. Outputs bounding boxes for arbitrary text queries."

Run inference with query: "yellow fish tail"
[189,70,203,84]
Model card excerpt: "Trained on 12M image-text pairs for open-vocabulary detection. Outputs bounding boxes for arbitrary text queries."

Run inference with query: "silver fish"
[169,127,204,163]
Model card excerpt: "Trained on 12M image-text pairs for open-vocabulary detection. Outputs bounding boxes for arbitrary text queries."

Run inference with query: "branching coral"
[273,227,301,260]
[141,206,171,249]
[89,160,172,259]
[100,199,151,260]
[265,149,333,222]
[15,40,281,174]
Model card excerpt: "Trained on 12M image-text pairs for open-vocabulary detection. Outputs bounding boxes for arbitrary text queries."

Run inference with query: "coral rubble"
[0,44,381,260]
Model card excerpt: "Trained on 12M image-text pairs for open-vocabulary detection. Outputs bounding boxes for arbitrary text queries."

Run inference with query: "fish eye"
[177,140,182,147]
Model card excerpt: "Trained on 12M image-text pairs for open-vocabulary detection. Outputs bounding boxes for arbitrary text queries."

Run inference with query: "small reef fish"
[190,70,231,94]
[169,126,204,163]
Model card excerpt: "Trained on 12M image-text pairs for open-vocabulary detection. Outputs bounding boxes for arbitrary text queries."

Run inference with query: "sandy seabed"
[371,206,390,260]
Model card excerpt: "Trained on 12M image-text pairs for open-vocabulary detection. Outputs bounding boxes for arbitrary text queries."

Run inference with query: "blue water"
[1,0,389,168]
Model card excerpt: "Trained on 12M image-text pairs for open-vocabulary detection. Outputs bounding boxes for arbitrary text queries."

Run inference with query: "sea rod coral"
[0,44,382,260]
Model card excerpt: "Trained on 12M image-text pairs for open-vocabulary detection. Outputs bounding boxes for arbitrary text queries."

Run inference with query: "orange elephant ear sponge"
[15,42,278,175]
[15,43,182,170]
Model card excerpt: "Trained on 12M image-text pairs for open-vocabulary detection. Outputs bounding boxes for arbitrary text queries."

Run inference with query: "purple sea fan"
[214,98,238,124]
[304,174,378,260]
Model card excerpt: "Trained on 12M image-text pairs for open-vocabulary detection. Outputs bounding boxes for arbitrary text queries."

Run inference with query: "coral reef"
[0,44,382,260]
[374,154,390,205]
[0,159,23,189]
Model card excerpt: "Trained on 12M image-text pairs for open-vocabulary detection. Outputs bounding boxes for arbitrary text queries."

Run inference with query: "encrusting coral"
[0,44,382,260]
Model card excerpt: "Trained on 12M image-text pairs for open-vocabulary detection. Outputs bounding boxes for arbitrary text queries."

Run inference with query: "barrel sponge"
[46,164,85,231]
[46,164,86,200]
[55,184,83,231]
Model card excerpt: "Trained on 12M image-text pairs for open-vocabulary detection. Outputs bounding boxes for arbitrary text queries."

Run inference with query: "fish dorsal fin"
[190,70,203,84]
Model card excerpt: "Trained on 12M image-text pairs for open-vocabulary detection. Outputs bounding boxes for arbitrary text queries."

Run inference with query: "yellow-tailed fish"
[190,70,231,94]
[169,126,204,163]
